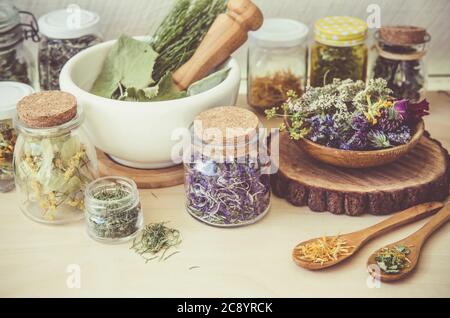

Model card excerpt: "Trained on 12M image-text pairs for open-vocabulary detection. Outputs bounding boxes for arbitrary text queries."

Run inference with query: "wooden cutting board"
[96,150,184,189]
[272,132,450,216]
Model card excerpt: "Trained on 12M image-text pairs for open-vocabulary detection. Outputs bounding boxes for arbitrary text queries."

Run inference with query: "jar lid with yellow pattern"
[314,16,368,47]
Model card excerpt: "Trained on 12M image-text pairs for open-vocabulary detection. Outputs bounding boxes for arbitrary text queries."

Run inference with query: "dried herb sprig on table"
[131,222,182,262]
[151,0,227,82]
[266,78,429,151]
[375,245,411,274]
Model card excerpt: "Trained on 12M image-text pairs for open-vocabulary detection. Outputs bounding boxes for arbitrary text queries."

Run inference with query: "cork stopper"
[379,26,429,45]
[194,106,259,145]
[17,91,77,128]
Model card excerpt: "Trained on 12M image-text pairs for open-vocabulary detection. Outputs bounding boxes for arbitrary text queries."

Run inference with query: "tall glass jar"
[85,176,143,244]
[0,1,39,87]
[0,81,34,192]
[184,106,272,227]
[310,16,368,87]
[248,18,308,112]
[38,9,102,90]
[371,26,430,102]
[14,91,98,224]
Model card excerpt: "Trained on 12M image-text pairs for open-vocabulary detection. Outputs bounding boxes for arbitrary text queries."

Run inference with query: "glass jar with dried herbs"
[38,9,102,90]
[247,18,308,112]
[184,107,272,227]
[85,176,143,244]
[0,81,34,193]
[0,1,39,87]
[371,26,430,102]
[14,91,98,224]
[310,16,368,87]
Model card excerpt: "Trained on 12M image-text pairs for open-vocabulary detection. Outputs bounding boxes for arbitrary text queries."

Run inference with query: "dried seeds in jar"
[38,9,102,90]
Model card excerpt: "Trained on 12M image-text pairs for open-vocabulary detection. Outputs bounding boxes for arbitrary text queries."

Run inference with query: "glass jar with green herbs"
[371,26,430,102]
[0,1,39,87]
[14,91,98,224]
[0,82,34,193]
[310,16,368,87]
[85,176,143,244]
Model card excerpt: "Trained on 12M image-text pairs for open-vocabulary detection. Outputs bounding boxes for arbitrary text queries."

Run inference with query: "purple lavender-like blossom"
[394,99,429,123]
[351,113,370,132]
[387,125,412,145]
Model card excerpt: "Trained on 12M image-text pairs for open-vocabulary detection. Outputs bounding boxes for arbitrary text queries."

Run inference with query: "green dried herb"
[310,43,367,87]
[0,119,16,191]
[151,0,227,82]
[375,245,411,274]
[87,184,141,239]
[131,222,182,262]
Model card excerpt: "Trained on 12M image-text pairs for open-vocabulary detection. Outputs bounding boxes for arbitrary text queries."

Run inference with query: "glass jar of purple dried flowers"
[183,106,272,227]
[371,26,430,102]
[38,8,102,90]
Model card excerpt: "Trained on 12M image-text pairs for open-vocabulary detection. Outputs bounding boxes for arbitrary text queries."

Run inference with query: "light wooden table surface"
[1,93,449,298]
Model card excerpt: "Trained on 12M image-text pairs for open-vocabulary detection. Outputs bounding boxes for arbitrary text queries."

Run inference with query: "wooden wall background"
[16,0,450,77]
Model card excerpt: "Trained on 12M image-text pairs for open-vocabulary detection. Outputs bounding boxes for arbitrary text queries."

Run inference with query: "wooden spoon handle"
[406,203,450,246]
[172,0,263,90]
[355,202,444,242]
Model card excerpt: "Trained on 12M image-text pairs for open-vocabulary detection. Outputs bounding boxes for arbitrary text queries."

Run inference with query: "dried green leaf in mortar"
[150,73,187,101]
[119,86,159,102]
[187,67,230,96]
[90,35,158,98]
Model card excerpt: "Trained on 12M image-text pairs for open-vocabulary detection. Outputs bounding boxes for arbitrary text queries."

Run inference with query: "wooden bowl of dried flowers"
[266,79,429,168]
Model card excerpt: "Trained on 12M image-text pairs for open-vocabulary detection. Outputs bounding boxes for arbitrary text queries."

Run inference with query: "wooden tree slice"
[271,132,450,216]
[97,150,184,189]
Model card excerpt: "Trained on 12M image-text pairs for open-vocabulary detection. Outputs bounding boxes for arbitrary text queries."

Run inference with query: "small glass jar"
[310,16,368,87]
[184,106,272,227]
[0,1,39,87]
[84,176,143,244]
[14,92,98,224]
[371,26,430,102]
[38,9,102,90]
[0,82,34,192]
[248,18,308,112]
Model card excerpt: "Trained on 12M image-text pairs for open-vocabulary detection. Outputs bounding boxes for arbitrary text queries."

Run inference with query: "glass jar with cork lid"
[310,16,368,87]
[247,18,309,112]
[14,91,98,224]
[184,106,272,227]
[371,26,430,102]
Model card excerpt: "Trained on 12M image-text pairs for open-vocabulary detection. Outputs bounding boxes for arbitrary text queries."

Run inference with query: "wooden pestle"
[172,0,264,91]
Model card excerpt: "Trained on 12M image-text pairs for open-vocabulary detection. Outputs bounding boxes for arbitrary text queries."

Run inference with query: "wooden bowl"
[291,119,424,168]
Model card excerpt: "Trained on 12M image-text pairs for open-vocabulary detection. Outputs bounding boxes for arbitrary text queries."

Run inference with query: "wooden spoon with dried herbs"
[293,202,443,270]
[367,203,450,282]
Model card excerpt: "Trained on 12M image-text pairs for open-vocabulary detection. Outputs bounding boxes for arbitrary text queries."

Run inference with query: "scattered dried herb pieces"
[375,245,411,274]
[131,222,181,262]
[39,34,101,90]
[294,236,354,265]
[249,70,303,111]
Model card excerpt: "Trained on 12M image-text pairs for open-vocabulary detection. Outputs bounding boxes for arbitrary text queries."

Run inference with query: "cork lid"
[17,91,77,128]
[379,26,430,45]
[194,106,259,145]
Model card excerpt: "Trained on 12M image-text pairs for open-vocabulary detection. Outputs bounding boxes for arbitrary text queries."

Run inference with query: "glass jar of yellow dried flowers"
[14,91,98,224]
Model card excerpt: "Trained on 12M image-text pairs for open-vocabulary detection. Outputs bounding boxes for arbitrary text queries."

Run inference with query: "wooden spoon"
[172,0,263,90]
[367,203,450,282]
[292,202,444,270]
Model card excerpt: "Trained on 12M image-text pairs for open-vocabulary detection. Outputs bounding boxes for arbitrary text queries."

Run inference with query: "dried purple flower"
[351,113,370,132]
[394,99,429,123]
[387,125,412,145]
